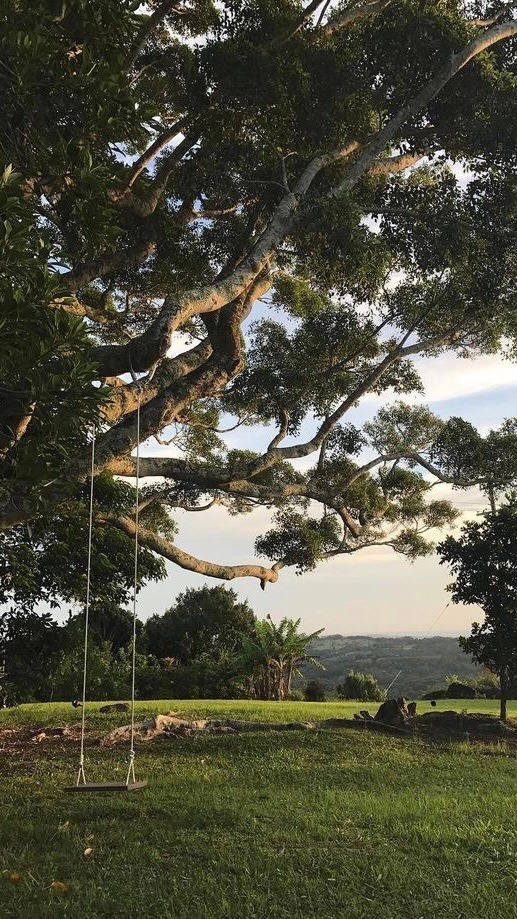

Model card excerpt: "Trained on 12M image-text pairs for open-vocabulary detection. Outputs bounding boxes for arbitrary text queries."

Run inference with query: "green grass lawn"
[1,699,516,919]
[2,696,515,731]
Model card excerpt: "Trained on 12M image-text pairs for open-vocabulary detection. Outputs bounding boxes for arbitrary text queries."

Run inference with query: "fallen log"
[102,713,412,744]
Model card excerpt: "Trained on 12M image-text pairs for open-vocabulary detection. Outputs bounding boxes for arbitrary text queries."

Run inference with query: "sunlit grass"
[1,700,516,918]
[1,696,515,731]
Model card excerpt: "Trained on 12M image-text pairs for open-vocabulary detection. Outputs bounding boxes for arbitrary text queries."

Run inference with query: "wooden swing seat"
[64,781,147,793]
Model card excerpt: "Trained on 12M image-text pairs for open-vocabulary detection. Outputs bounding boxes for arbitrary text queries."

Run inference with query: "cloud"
[416,352,517,403]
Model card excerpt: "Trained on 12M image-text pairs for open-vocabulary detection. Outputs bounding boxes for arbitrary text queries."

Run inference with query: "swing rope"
[76,425,96,786]
[126,384,141,785]
[74,382,143,789]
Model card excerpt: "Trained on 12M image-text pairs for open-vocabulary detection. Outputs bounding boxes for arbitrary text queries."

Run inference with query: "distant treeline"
[300,635,479,699]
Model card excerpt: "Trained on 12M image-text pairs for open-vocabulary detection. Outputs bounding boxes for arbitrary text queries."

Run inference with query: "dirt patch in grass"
[0,724,89,757]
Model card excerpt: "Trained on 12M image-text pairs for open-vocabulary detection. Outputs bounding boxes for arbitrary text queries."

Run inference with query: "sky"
[134,345,517,638]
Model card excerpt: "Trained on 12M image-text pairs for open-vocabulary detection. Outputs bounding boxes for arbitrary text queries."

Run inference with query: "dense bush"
[288,690,304,702]
[0,585,261,704]
[304,680,326,702]
[422,672,507,701]
[421,688,449,700]
[446,681,477,699]
[336,670,386,702]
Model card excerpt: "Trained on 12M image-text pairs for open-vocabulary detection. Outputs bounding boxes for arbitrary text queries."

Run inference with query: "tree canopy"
[1,0,517,597]
[145,584,256,661]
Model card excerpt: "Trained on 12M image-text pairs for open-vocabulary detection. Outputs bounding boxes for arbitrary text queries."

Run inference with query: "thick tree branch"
[105,514,281,587]
[48,295,112,324]
[127,1,188,70]
[92,273,271,470]
[122,116,189,190]
[329,18,517,198]
[408,452,483,486]
[322,0,395,35]
[267,409,290,450]
[368,151,424,176]
[102,338,213,424]
[88,143,359,376]
[62,238,156,293]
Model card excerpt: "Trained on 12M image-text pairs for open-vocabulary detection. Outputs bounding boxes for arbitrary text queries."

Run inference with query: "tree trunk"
[499,669,508,721]
[286,663,293,700]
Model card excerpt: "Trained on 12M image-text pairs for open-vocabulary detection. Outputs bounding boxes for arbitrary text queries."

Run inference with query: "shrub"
[51,643,131,701]
[336,670,386,702]
[304,680,326,702]
[446,681,477,699]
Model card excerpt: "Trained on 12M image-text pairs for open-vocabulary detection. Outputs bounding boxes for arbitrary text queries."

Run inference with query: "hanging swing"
[65,388,147,794]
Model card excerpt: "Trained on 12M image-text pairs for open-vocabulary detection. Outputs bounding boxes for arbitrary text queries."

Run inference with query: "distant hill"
[300,634,479,699]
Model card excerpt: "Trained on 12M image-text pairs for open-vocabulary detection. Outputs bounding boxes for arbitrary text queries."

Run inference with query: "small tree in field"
[241,617,323,701]
[438,499,517,721]
[304,679,326,702]
[336,670,386,702]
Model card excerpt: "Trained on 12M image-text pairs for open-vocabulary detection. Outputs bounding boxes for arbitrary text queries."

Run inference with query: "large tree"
[438,498,517,721]
[1,1,517,594]
[145,584,256,660]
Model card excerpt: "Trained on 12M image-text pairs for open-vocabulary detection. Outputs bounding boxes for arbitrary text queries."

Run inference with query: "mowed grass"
[2,695,515,731]
[1,700,516,919]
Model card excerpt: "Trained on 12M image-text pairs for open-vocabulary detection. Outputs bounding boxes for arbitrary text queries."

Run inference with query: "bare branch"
[0,401,36,460]
[102,338,213,424]
[315,0,332,29]
[267,409,290,450]
[193,200,254,221]
[271,1,326,48]
[111,131,198,218]
[368,151,424,176]
[62,238,156,293]
[48,295,112,325]
[409,453,482,486]
[136,490,220,514]
[469,12,506,29]
[104,514,280,587]
[274,0,395,47]
[246,328,461,478]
